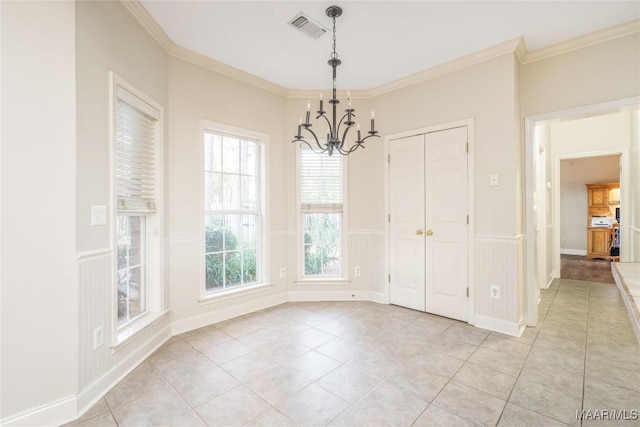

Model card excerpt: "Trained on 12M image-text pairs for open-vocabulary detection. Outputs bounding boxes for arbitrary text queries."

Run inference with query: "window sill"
[113,309,169,353]
[294,278,351,286]
[199,282,274,305]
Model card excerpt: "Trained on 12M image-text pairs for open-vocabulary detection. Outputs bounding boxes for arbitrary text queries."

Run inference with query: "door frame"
[523,96,639,327]
[384,118,475,324]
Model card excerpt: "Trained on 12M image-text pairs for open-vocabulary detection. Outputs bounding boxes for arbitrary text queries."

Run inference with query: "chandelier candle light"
[292,5,379,156]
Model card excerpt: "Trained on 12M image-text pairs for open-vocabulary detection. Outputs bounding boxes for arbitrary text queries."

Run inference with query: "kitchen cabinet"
[588,186,608,208]
[585,182,620,260]
[587,228,614,258]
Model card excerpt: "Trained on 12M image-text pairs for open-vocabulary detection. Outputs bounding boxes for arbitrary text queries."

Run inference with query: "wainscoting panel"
[631,226,640,262]
[349,231,386,295]
[546,224,556,282]
[289,230,385,297]
[77,251,170,393]
[78,251,113,390]
[168,232,291,328]
[167,237,201,320]
[474,235,524,325]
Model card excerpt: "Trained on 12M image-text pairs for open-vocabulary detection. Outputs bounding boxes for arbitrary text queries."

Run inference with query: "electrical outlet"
[490,285,501,299]
[279,268,286,278]
[93,326,104,349]
[354,266,361,276]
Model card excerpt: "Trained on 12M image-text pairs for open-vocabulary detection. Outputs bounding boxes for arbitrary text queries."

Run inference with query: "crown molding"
[514,38,529,64]
[120,1,638,100]
[119,0,173,51]
[522,19,640,65]
[168,45,288,97]
[363,37,524,98]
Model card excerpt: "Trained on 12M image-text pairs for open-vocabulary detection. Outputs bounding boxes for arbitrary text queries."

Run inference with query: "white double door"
[389,126,469,321]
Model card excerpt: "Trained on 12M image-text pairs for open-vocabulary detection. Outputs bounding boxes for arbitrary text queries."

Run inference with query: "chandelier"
[292,5,379,156]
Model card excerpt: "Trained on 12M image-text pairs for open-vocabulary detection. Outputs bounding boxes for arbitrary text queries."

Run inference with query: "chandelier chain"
[331,16,338,60]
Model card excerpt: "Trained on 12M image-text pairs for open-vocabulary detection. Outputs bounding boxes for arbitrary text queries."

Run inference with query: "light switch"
[489,173,500,187]
[91,205,107,226]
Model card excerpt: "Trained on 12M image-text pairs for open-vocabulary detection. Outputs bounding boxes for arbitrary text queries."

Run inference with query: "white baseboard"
[560,248,587,256]
[288,290,386,304]
[74,323,172,422]
[171,292,288,336]
[544,275,555,289]
[1,324,171,427]
[0,395,77,427]
[474,314,525,337]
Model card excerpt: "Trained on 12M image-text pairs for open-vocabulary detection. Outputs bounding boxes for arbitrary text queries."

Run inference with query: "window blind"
[116,99,157,213]
[300,145,343,209]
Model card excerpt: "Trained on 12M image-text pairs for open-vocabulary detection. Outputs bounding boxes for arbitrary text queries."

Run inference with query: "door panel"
[389,135,425,311]
[389,127,468,321]
[425,127,468,321]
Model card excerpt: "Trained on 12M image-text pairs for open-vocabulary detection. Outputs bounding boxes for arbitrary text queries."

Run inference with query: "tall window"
[203,129,262,293]
[298,145,345,278]
[113,77,162,329]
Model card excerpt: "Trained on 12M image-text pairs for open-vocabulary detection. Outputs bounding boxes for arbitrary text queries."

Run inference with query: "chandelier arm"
[303,126,326,152]
[340,124,354,148]
[357,134,381,144]
[317,113,333,131]
[335,112,352,138]
[300,139,329,154]
[338,142,362,155]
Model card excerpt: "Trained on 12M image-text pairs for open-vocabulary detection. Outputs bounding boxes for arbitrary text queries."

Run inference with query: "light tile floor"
[68,279,640,427]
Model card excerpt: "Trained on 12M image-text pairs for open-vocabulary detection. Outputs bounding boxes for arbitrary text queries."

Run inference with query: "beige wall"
[521,33,640,117]
[560,156,620,251]
[374,54,521,237]
[74,0,172,407]
[76,0,168,252]
[167,57,290,323]
[1,1,78,420]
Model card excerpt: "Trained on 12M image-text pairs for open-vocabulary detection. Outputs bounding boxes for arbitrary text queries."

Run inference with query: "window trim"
[109,72,165,348]
[199,120,270,301]
[295,142,349,282]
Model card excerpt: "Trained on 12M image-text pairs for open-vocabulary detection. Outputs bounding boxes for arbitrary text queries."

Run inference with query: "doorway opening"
[524,97,639,326]
[559,155,620,284]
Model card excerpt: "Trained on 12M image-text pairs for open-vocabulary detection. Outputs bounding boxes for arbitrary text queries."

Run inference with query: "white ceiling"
[140,1,639,91]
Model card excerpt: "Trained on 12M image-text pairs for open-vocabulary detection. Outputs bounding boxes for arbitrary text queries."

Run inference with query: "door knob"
[416,229,424,235]
[426,230,434,236]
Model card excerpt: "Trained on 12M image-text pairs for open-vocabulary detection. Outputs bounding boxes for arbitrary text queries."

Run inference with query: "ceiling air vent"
[288,12,328,39]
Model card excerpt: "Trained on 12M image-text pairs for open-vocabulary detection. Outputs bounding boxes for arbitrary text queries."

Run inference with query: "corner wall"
[166,57,290,330]
[74,0,171,413]
[1,1,78,422]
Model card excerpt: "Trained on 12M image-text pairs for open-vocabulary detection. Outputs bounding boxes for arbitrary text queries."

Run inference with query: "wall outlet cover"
[93,326,104,349]
[490,285,501,299]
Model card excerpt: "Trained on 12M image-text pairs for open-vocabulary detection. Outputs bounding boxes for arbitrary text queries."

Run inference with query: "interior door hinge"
[388,214,391,223]
[388,154,391,163]
[466,215,469,225]
[466,287,469,297]
[466,143,469,153]
[388,274,391,282]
